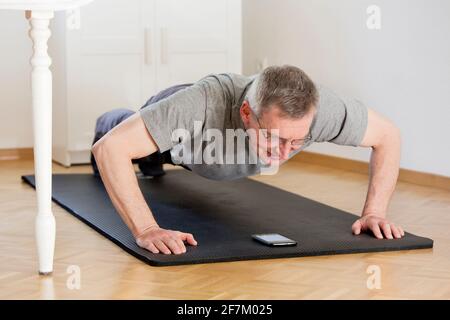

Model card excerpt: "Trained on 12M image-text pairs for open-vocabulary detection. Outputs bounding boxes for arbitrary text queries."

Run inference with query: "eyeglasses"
[252,110,312,148]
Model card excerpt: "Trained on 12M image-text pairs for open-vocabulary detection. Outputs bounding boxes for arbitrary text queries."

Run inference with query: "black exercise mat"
[22,170,433,266]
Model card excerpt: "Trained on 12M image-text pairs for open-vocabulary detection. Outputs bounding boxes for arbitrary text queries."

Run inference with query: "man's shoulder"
[194,72,259,105]
[197,72,258,90]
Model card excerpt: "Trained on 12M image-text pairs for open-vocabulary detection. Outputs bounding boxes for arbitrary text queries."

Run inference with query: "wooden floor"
[0,158,449,300]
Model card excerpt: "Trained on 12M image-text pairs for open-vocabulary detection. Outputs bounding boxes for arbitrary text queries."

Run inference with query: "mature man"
[91,65,404,255]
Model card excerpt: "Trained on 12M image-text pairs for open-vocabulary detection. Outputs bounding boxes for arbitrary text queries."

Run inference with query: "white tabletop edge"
[0,0,93,11]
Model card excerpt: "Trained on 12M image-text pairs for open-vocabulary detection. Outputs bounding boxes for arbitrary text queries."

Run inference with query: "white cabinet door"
[66,0,153,153]
[154,0,242,90]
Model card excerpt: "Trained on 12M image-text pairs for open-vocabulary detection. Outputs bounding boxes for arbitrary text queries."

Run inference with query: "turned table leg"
[26,10,55,275]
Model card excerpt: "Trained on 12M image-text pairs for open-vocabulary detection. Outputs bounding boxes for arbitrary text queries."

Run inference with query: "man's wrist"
[134,223,160,239]
[361,210,386,218]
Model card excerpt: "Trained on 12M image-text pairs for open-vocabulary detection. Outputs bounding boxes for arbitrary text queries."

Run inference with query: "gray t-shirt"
[139,73,368,180]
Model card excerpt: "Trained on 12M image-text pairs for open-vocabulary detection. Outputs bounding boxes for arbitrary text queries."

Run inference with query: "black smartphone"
[252,233,297,247]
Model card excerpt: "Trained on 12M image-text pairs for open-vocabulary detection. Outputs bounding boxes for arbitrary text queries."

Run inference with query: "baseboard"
[1,147,448,191]
[293,151,450,191]
[0,147,92,165]
[0,148,34,161]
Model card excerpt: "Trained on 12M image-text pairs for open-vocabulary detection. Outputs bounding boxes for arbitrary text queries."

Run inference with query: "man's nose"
[278,143,291,160]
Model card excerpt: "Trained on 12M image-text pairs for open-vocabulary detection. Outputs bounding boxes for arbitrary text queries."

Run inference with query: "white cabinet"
[51,0,242,166]
[154,0,242,89]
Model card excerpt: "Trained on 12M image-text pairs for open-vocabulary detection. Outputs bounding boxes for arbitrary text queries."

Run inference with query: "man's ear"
[240,100,252,125]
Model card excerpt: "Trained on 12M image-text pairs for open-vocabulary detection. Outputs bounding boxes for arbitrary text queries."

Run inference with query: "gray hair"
[245,65,318,118]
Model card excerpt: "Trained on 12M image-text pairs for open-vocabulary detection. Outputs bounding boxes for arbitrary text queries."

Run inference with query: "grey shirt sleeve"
[139,81,207,153]
[310,84,368,146]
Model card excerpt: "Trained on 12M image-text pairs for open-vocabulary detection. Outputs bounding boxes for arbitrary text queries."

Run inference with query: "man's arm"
[92,112,197,254]
[352,108,405,239]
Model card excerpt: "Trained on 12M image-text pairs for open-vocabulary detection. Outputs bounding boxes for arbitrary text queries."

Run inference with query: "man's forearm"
[362,129,401,218]
[93,144,158,238]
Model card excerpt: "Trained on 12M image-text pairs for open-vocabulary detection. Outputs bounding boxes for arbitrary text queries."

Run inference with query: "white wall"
[0,10,33,149]
[243,0,450,177]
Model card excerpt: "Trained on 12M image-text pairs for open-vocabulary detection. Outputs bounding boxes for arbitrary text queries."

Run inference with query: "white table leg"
[26,10,56,275]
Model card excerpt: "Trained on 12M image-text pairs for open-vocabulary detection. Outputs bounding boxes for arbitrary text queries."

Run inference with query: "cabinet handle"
[160,27,168,65]
[144,27,152,65]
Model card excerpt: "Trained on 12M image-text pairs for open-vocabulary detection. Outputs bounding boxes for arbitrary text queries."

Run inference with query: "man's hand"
[136,226,198,254]
[352,214,405,239]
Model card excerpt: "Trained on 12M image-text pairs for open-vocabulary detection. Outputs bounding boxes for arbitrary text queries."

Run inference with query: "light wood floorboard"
[0,159,448,299]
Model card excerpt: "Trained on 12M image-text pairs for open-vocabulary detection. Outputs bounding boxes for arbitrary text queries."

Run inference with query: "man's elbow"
[91,139,104,157]
[92,136,135,164]
[388,123,401,144]
[377,122,401,150]
[91,138,113,161]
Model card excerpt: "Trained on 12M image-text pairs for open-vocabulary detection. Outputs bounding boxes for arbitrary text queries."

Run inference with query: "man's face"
[240,101,315,165]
